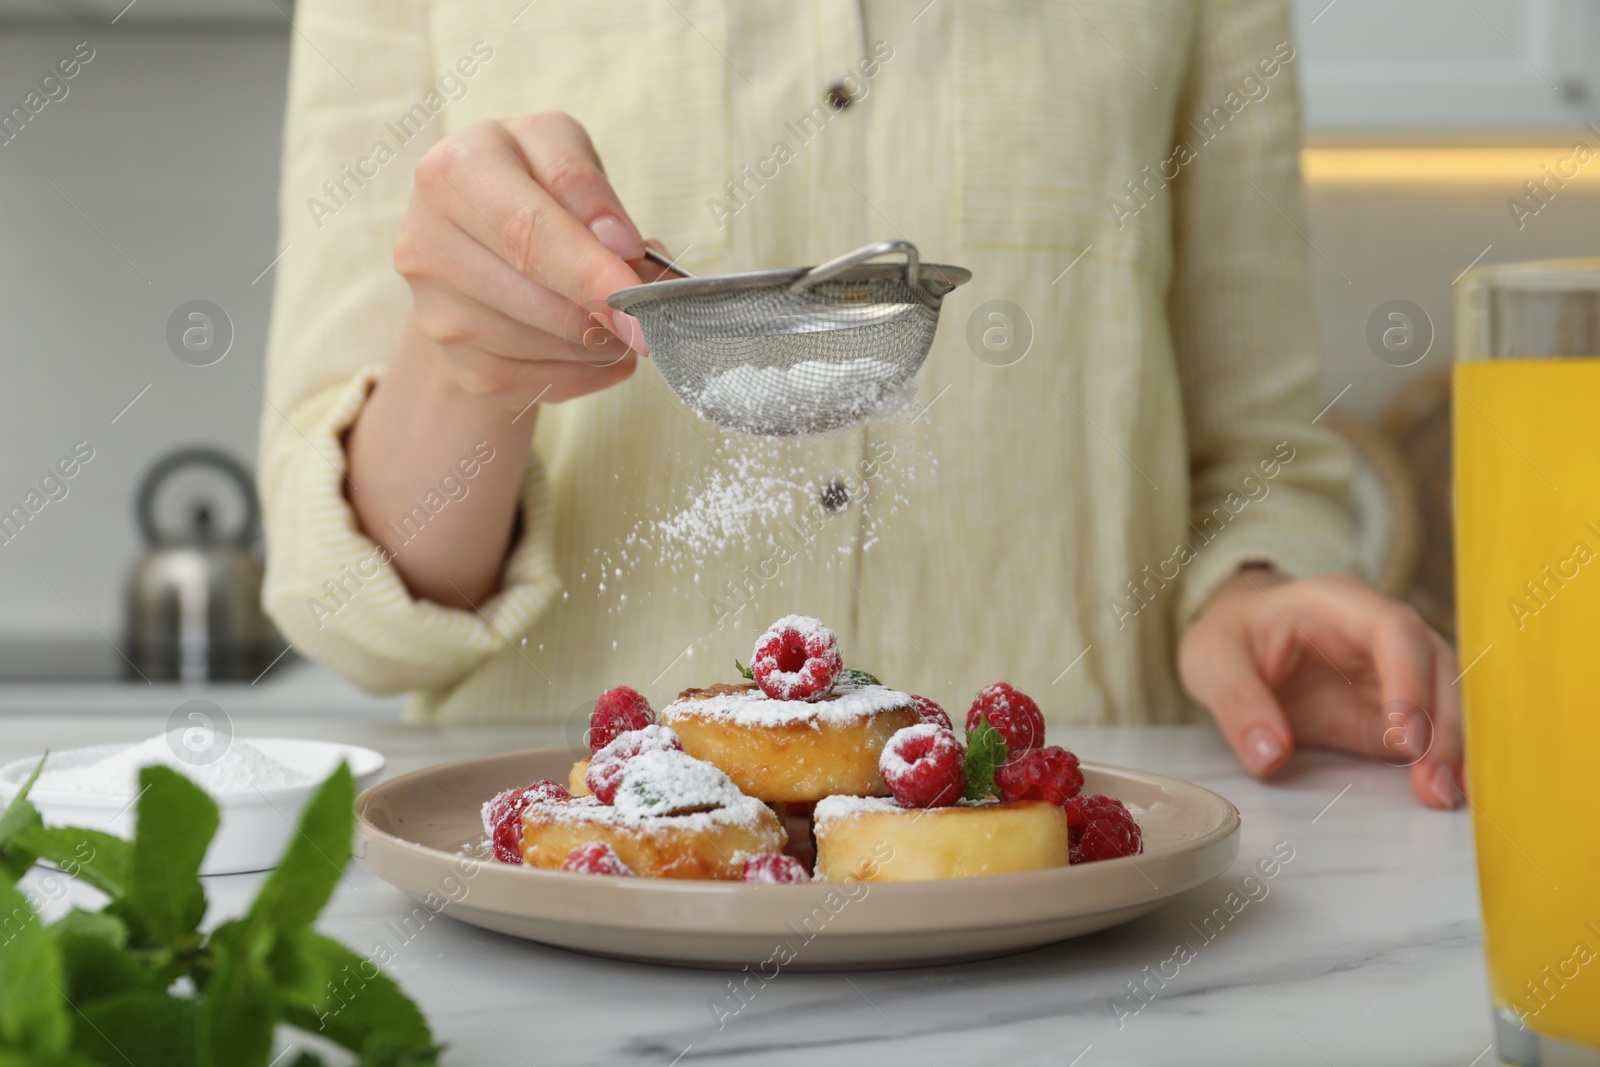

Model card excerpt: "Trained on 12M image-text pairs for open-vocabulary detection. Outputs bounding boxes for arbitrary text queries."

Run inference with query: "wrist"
[1203,563,1287,611]
[393,313,533,423]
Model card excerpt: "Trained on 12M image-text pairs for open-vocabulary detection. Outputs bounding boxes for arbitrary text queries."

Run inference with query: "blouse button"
[820,478,850,512]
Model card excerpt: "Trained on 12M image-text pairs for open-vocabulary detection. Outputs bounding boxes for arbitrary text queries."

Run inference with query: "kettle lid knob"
[136,447,259,548]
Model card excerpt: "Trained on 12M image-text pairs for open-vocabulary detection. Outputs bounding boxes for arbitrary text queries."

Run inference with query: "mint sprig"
[0,759,441,1066]
[963,718,1009,801]
[838,668,881,687]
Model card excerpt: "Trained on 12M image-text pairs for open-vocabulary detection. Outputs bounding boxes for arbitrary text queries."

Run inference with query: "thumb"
[1180,630,1294,777]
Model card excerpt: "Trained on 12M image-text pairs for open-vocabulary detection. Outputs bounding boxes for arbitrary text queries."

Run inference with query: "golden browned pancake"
[569,757,591,796]
[523,747,785,879]
[813,795,1072,882]
[659,682,920,803]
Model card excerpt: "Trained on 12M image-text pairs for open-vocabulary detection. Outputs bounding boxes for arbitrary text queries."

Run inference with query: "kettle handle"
[136,446,260,547]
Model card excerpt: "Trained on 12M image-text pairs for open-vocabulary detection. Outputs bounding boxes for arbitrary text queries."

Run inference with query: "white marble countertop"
[5,714,1494,1066]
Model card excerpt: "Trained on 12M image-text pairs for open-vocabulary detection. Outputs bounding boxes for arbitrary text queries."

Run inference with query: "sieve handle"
[642,246,696,278]
[790,240,920,292]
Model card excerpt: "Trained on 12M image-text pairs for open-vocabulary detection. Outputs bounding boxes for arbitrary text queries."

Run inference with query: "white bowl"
[0,738,386,876]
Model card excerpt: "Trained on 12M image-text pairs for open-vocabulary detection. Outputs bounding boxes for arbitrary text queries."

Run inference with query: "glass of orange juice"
[1455,260,1600,1064]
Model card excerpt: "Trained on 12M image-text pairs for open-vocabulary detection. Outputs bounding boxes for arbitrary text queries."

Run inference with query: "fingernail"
[1244,726,1286,774]
[589,214,644,260]
[611,310,648,355]
[1430,763,1461,808]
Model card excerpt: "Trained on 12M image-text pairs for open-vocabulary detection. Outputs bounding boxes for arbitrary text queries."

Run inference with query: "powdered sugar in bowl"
[0,736,385,875]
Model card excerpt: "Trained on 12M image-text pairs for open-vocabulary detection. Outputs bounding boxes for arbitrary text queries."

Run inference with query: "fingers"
[1269,576,1466,811]
[441,346,637,406]
[415,284,632,370]
[1178,620,1296,777]
[1362,598,1437,724]
[1277,577,1432,707]
[1271,663,1408,761]
[503,113,644,260]
[400,207,578,342]
[402,214,632,365]
[412,120,647,352]
[1273,578,1439,753]
[1410,634,1465,810]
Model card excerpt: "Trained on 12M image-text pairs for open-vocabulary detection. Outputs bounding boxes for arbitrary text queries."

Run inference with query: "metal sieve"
[607,240,971,436]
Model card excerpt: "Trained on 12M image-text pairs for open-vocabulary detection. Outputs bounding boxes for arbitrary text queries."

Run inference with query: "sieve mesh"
[609,242,969,437]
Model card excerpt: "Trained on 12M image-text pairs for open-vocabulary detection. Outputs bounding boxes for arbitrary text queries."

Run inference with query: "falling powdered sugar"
[33,733,312,796]
[580,402,939,670]
[597,405,933,573]
[648,446,815,559]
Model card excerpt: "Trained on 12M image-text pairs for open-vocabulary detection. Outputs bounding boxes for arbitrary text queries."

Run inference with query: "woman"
[261,0,1462,808]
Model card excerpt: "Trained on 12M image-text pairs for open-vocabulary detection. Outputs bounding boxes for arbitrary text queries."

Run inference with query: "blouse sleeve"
[257,0,561,694]
[1167,0,1361,623]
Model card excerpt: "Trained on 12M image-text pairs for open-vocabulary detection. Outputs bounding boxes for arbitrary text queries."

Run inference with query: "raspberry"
[483,780,571,864]
[910,695,951,730]
[995,746,1084,806]
[560,842,634,876]
[751,615,843,702]
[586,724,683,804]
[879,724,965,808]
[589,686,656,752]
[1066,794,1143,863]
[740,853,810,884]
[966,682,1046,754]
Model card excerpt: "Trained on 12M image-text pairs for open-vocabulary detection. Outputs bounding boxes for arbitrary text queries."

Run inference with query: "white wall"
[0,24,287,640]
[1307,180,1600,419]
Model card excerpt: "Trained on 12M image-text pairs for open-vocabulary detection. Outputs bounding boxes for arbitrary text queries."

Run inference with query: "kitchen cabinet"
[0,0,287,20]
[1294,0,1600,132]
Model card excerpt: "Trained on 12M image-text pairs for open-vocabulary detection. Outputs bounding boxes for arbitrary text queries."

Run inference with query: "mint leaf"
[279,931,437,1064]
[51,908,126,950]
[734,659,755,681]
[71,991,198,1067]
[963,718,1009,801]
[0,878,70,1056]
[0,764,440,1067]
[247,763,354,932]
[16,826,133,901]
[838,668,881,687]
[127,766,217,947]
[0,756,46,883]
[51,909,150,1003]
[196,920,276,1067]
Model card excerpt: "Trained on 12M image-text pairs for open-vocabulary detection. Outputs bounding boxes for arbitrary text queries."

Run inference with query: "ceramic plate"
[354,747,1240,971]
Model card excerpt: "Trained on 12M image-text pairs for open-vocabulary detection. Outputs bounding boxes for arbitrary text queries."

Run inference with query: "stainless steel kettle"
[124,447,285,682]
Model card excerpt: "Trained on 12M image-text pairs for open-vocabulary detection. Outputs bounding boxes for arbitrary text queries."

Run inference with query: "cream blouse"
[260,0,1358,724]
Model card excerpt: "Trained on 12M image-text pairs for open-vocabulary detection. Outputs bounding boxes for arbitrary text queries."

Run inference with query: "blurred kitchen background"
[0,0,1597,697]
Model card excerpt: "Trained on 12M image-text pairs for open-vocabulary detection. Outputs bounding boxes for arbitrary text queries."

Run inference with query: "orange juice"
[1455,358,1600,1044]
